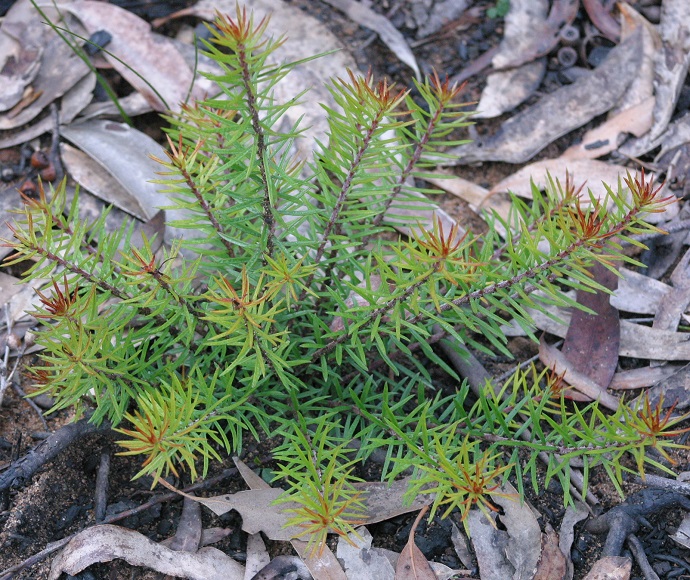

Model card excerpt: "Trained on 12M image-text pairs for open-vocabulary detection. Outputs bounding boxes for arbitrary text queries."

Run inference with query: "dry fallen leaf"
[0,0,45,112]
[559,503,590,580]
[337,527,396,580]
[48,524,244,580]
[562,261,620,392]
[492,0,579,70]
[60,143,150,220]
[60,120,167,222]
[474,59,546,119]
[0,26,91,130]
[244,533,271,580]
[231,457,348,580]
[490,159,644,203]
[493,483,542,580]
[522,303,690,362]
[467,509,513,580]
[533,524,567,580]
[561,98,655,159]
[621,0,690,156]
[395,507,436,580]
[62,1,205,112]
[446,29,644,164]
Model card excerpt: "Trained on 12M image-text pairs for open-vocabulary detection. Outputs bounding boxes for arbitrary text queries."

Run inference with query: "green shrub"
[5,6,683,543]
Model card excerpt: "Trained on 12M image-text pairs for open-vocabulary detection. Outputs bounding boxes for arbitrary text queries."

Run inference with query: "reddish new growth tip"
[624,169,675,213]
[429,70,465,103]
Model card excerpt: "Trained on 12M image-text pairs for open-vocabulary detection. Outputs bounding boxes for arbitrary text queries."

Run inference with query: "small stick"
[94,450,111,522]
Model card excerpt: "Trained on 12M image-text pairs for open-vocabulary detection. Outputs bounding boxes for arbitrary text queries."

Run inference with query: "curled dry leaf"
[582,0,621,42]
[48,524,244,580]
[446,29,643,164]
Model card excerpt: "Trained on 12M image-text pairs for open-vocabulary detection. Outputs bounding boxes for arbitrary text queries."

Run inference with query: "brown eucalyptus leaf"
[48,524,244,580]
[539,337,620,411]
[62,1,203,112]
[395,508,436,580]
[492,0,579,70]
[533,525,567,580]
[446,29,643,164]
[320,0,420,80]
[523,306,690,362]
[562,262,620,390]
